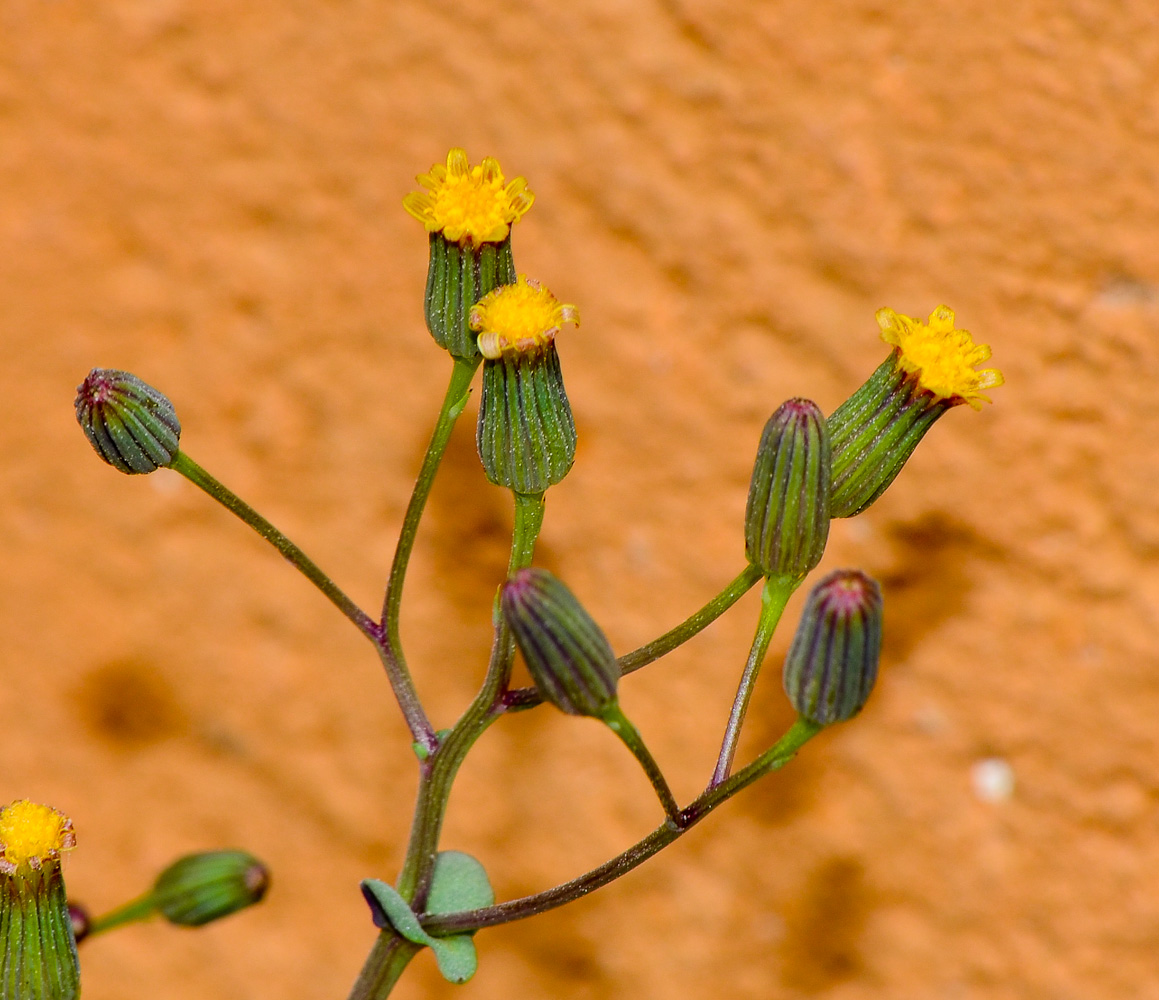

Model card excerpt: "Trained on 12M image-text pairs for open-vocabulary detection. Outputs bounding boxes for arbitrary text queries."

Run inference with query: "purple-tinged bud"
[501,568,619,718]
[75,368,181,474]
[153,851,269,927]
[783,569,882,725]
[67,902,91,944]
[745,398,831,582]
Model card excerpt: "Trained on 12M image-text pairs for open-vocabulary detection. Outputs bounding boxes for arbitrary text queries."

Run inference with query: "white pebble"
[971,757,1015,802]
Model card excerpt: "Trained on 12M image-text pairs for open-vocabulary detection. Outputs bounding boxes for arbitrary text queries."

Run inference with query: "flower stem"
[421,717,822,936]
[351,487,547,997]
[378,355,481,753]
[712,576,797,786]
[502,564,763,712]
[83,894,157,939]
[346,932,421,1000]
[169,452,378,640]
[601,702,680,824]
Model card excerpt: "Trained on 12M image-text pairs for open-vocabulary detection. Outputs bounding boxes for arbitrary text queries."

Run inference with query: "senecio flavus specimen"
[69,142,1004,997]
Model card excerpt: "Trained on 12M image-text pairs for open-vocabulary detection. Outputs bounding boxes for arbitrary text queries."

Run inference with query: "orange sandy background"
[4,2,1159,997]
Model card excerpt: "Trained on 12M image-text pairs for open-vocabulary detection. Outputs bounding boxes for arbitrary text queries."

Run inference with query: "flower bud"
[67,902,91,945]
[745,398,831,581]
[501,568,619,718]
[404,149,531,358]
[75,368,181,474]
[829,306,1002,517]
[0,800,80,1000]
[152,851,269,927]
[783,569,882,725]
[473,277,579,494]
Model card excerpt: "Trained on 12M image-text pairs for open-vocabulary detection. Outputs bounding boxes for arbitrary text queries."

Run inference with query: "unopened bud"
[75,368,181,474]
[153,850,269,927]
[745,398,831,581]
[783,569,882,725]
[501,568,619,718]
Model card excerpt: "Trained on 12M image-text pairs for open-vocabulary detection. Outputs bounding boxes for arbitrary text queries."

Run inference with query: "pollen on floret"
[403,148,534,246]
[0,800,76,874]
[469,275,580,359]
[877,305,1004,410]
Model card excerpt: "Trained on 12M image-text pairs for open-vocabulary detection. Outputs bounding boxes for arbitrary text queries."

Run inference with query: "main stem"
[422,717,822,935]
[378,355,481,753]
[350,489,544,999]
[712,576,797,786]
[170,452,378,640]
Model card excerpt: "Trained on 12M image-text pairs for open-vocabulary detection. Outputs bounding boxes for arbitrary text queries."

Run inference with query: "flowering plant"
[48,148,1003,997]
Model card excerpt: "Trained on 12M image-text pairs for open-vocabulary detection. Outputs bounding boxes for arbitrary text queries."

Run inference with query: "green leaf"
[360,852,494,986]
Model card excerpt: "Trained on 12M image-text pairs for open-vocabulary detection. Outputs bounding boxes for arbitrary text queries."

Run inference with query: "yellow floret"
[0,800,75,873]
[469,275,580,359]
[403,148,534,246]
[877,305,1004,410]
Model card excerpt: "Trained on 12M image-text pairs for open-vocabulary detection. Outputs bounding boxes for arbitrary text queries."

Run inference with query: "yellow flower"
[404,148,534,246]
[876,305,1004,410]
[470,275,579,360]
[0,800,75,874]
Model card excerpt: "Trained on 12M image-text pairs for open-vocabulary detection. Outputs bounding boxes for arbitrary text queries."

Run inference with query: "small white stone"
[971,757,1015,802]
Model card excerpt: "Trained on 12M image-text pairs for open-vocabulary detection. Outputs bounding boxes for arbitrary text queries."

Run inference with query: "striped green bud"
[745,398,831,581]
[75,368,181,475]
[423,234,517,358]
[501,568,619,718]
[153,851,269,927]
[783,569,882,725]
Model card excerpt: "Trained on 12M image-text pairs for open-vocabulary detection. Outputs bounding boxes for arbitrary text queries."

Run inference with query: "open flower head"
[0,800,76,875]
[404,148,534,246]
[877,305,1003,410]
[470,275,579,360]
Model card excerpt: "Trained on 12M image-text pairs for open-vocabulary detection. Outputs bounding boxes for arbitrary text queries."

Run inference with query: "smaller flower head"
[470,275,579,360]
[404,148,534,246]
[0,800,76,875]
[877,305,1004,410]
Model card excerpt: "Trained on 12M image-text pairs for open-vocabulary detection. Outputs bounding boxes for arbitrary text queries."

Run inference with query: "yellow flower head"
[0,800,76,874]
[877,305,1004,410]
[404,148,534,246]
[470,275,579,360]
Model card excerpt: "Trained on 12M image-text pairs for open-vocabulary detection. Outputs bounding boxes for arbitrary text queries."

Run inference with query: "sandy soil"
[3,2,1159,998]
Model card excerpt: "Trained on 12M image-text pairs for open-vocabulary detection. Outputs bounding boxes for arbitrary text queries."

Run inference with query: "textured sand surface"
[3,2,1159,997]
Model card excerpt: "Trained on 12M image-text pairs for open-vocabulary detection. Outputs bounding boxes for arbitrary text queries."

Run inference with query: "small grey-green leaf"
[427,851,495,916]
[428,934,479,984]
[360,880,429,947]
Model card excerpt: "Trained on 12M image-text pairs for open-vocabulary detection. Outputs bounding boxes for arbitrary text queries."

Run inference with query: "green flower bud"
[0,800,80,1000]
[75,368,181,475]
[745,398,831,581]
[501,568,619,718]
[403,149,531,358]
[472,277,579,494]
[783,569,882,725]
[152,851,269,927]
[829,306,1003,517]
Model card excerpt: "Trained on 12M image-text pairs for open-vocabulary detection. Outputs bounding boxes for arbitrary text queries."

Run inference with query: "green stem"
[421,718,822,935]
[502,564,763,712]
[712,576,797,786]
[378,355,481,752]
[601,702,680,824]
[346,933,421,1000]
[83,894,157,939]
[509,492,545,575]
[169,452,378,640]
[352,487,547,995]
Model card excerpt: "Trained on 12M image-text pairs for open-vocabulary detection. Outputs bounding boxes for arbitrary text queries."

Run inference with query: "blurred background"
[3,1,1158,997]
